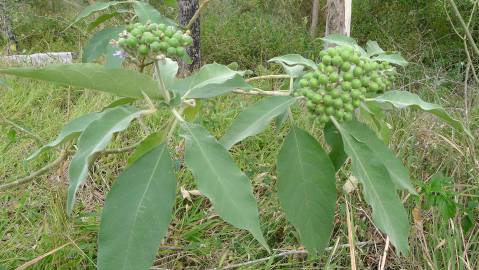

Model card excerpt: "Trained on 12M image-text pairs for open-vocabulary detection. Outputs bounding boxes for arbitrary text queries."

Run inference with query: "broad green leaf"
[0,64,161,99]
[71,1,125,26]
[371,91,472,138]
[269,54,318,73]
[220,96,297,149]
[365,41,385,56]
[133,2,176,26]
[320,34,367,56]
[82,26,124,65]
[324,121,347,171]
[372,53,408,66]
[26,112,103,162]
[334,120,410,254]
[171,63,251,99]
[156,57,179,89]
[87,12,121,32]
[361,102,391,143]
[105,43,124,68]
[127,131,166,165]
[67,106,146,214]
[103,97,136,110]
[98,143,176,270]
[277,127,336,254]
[341,120,416,194]
[274,109,289,131]
[180,123,268,250]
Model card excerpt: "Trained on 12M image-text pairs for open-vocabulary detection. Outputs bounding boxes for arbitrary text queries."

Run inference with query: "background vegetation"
[1,0,478,269]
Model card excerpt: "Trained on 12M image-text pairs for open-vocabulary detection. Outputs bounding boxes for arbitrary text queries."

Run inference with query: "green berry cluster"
[117,22,193,59]
[295,45,396,124]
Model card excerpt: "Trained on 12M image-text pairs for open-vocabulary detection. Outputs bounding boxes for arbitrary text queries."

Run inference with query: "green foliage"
[220,96,297,149]
[171,64,252,98]
[371,90,472,138]
[67,106,146,214]
[26,112,103,162]
[334,119,410,254]
[83,26,125,68]
[127,132,166,165]
[98,143,176,270]
[180,122,269,250]
[277,127,336,254]
[323,122,347,171]
[0,64,162,99]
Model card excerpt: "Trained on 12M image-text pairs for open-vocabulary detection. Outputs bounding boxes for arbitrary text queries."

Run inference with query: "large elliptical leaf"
[27,112,103,162]
[0,64,161,99]
[277,127,337,254]
[372,53,408,66]
[371,91,472,138]
[220,96,297,150]
[170,63,252,98]
[98,143,176,270]
[320,34,367,56]
[67,106,146,214]
[333,119,410,254]
[341,120,416,194]
[83,26,125,68]
[133,1,176,26]
[180,122,268,250]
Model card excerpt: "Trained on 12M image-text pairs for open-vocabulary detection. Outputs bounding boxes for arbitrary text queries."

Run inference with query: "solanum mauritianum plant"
[0,2,472,270]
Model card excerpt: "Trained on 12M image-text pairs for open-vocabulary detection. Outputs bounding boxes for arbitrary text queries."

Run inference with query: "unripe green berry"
[351,54,360,65]
[329,72,339,83]
[167,37,180,47]
[351,89,361,99]
[299,79,309,87]
[322,55,332,65]
[312,94,322,104]
[167,47,177,56]
[342,81,352,91]
[150,41,161,52]
[352,99,361,108]
[343,72,354,81]
[335,109,345,119]
[319,114,330,123]
[318,74,328,85]
[138,44,149,55]
[118,38,127,47]
[332,56,343,66]
[344,103,354,112]
[309,78,319,88]
[369,82,379,92]
[176,47,187,57]
[341,93,351,102]
[325,66,335,74]
[331,88,341,98]
[316,104,326,113]
[319,50,328,58]
[126,36,138,47]
[159,41,169,51]
[340,62,351,72]
[324,95,334,106]
[306,100,315,110]
[353,67,364,77]
[130,28,142,37]
[327,47,338,57]
[325,106,335,116]
[351,79,362,89]
[333,98,343,108]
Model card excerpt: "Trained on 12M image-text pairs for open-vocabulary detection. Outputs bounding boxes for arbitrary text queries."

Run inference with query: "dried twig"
[15,243,71,270]
[447,0,479,56]
[185,0,212,30]
[245,74,291,82]
[233,88,290,96]
[345,198,357,270]
[379,236,390,270]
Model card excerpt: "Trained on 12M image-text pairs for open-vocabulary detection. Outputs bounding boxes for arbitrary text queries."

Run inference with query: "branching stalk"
[447,0,479,56]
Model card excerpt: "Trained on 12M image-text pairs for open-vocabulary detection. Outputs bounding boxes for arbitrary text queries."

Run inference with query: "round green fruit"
[319,114,330,124]
[322,55,332,65]
[323,95,334,105]
[126,36,138,47]
[353,67,364,77]
[167,47,177,56]
[318,74,328,85]
[344,112,353,121]
[332,56,343,66]
[138,44,149,56]
[150,41,161,52]
[342,81,352,91]
[340,62,351,72]
[344,103,354,112]
[351,79,362,89]
[299,79,309,87]
[327,47,338,57]
[325,66,336,74]
[329,72,339,83]
[352,99,361,108]
[159,41,169,51]
[343,72,354,81]
[331,88,341,98]
[167,37,180,47]
[312,94,323,104]
[333,98,343,108]
[325,106,335,116]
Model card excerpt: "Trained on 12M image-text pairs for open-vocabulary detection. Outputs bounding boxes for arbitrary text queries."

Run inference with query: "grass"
[1,1,479,269]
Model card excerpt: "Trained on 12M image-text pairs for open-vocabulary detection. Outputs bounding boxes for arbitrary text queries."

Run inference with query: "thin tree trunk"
[325,0,351,37]
[310,0,320,38]
[178,0,201,75]
[0,0,19,54]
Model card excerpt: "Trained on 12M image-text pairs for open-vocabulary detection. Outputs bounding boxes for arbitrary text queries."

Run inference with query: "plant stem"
[447,0,479,56]
[232,88,290,96]
[245,74,291,82]
[0,149,68,192]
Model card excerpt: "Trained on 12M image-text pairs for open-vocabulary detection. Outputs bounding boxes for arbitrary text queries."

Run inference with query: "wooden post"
[310,0,320,38]
[325,0,351,37]
[178,0,201,75]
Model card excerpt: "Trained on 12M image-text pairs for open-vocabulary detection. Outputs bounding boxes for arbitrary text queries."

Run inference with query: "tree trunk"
[310,0,320,38]
[0,0,19,54]
[325,0,351,37]
[178,0,201,75]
